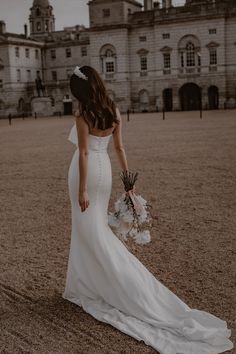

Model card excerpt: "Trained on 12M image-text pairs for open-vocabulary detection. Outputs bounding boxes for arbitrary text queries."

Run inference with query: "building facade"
[0,0,236,117]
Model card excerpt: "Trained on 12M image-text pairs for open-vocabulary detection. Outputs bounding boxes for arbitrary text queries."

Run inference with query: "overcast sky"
[0,0,185,34]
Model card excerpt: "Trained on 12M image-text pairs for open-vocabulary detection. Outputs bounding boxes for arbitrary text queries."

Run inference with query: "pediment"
[160,46,173,52]
[206,41,220,48]
[136,48,149,55]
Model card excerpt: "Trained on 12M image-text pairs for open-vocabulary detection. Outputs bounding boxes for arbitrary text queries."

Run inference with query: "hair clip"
[73,66,88,80]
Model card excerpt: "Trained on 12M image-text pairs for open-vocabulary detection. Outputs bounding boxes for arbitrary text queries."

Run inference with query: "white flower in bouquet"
[134,230,151,245]
[108,171,153,245]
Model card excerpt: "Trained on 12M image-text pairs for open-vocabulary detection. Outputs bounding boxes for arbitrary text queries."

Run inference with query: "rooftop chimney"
[144,0,153,11]
[0,21,6,34]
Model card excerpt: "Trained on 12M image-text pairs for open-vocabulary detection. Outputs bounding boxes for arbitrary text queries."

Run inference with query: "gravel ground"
[0,110,235,354]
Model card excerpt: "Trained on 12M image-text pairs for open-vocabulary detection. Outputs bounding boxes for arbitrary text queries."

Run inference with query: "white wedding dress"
[62,123,233,354]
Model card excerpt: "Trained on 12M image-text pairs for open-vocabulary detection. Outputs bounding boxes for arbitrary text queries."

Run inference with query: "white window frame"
[103,8,110,17]
[140,56,147,71]
[163,53,171,68]
[209,48,217,65]
[162,33,170,39]
[186,42,195,67]
[15,47,20,58]
[51,49,56,59]
[81,47,87,57]
[25,48,30,58]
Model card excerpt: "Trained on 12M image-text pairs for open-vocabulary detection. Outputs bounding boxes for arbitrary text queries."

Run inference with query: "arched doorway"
[18,98,25,114]
[179,83,201,111]
[208,86,219,109]
[139,90,149,112]
[163,88,173,111]
[63,95,72,115]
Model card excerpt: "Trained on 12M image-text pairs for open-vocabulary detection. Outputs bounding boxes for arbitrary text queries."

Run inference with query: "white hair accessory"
[73,66,88,80]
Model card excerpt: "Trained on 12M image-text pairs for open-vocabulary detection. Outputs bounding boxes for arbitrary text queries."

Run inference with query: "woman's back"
[74,110,118,138]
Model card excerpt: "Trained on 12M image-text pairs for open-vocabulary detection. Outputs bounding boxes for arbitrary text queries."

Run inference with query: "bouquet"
[108,171,152,245]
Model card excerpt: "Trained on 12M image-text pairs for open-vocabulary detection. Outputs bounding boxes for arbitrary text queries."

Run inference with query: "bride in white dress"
[62,66,233,354]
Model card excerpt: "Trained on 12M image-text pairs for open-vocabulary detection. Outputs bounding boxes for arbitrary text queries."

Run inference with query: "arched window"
[186,42,195,67]
[100,44,117,79]
[178,35,201,74]
[36,8,41,17]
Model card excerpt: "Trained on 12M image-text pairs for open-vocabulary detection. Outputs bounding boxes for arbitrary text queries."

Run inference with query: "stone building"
[0,0,236,117]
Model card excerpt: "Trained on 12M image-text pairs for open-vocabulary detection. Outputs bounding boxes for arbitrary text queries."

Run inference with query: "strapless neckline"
[89,133,112,139]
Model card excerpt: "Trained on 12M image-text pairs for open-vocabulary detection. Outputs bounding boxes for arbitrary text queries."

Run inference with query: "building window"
[209,48,217,65]
[35,49,39,59]
[15,47,20,58]
[25,48,30,58]
[105,61,115,73]
[186,42,195,67]
[51,49,56,59]
[66,48,71,58]
[139,36,147,42]
[209,28,217,35]
[37,22,41,31]
[81,47,87,57]
[162,33,170,39]
[140,56,147,71]
[163,53,171,68]
[0,80,3,88]
[103,8,110,17]
[27,69,31,82]
[52,71,57,81]
[100,45,117,77]
[17,69,21,82]
[36,8,41,17]
[45,20,49,32]
[180,52,184,67]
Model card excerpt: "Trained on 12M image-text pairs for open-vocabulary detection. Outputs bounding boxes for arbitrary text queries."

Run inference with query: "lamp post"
[200,87,203,119]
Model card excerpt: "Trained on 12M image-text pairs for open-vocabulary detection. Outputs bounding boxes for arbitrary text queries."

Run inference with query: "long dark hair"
[70,65,119,130]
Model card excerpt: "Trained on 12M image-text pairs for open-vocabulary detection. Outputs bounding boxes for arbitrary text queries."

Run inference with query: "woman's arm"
[75,115,90,212]
[113,107,129,172]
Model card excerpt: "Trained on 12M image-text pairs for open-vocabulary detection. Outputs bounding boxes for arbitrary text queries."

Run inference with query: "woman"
[62,66,233,354]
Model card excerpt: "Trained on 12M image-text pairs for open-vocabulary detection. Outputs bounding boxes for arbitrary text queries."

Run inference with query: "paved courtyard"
[0,110,235,353]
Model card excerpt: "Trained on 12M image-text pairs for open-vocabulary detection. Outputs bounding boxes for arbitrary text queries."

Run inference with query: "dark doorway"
[18,98,25,114]
[179,83,201,111]
[163,88,173,111]
[208,86,219,109]
[63,102,72,115]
